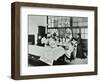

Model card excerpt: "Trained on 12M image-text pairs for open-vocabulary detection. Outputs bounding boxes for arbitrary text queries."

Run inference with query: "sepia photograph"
[28,15,88,66]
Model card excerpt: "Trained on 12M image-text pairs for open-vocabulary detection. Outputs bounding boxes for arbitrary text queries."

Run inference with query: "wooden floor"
[68,58,87,65]
[28,57,87,66]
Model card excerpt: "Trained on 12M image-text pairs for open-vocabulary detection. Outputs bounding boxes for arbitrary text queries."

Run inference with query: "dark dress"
[76,38,84,58]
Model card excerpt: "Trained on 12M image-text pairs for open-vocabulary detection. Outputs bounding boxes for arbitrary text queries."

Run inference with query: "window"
[47,16,88,39]
[72,17,88,39]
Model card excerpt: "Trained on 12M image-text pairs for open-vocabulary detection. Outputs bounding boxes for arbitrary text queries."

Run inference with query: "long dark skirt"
[76,44,84,58]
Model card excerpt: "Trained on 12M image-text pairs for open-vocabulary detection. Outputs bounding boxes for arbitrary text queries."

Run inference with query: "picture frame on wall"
[11,2,98,80]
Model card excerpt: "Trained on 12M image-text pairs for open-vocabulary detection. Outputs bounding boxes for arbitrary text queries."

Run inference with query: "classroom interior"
[28,15,88,66]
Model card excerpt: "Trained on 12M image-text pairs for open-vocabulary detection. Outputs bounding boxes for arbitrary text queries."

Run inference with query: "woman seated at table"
[41,33,57,48]
[46,33,57,48]
[56,37,77,64]
[41,34,47,47]
[63,39,77,63]
[63,28,75,62]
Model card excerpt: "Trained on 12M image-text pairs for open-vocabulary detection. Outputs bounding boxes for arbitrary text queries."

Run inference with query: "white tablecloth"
[28,45,65,65]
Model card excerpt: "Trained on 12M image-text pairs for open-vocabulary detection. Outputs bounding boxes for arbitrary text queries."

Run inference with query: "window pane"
[73,17,78,22]
[85,29,88,33]
[73,23,78,26]
[81,34,84,39]
[78,22,83,26]
[78,17,82,22]
[84,22,88,26]
[83,17,88,22]
[85,34,88,39]
[81,28,84,33]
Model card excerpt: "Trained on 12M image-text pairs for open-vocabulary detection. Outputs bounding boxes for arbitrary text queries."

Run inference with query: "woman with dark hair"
[76,33,84,59]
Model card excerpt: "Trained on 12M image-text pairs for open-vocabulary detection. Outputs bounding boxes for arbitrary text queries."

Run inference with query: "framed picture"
[11,2,98,80]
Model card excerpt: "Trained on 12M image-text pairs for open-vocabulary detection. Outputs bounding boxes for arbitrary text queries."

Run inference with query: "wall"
[0,0,100,82]
[28,15,47,44]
